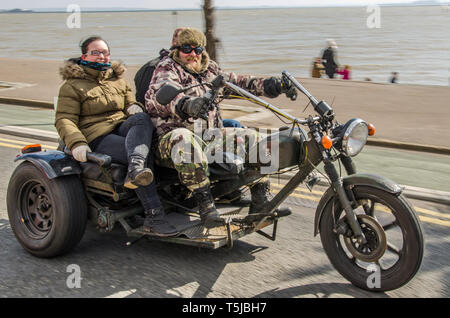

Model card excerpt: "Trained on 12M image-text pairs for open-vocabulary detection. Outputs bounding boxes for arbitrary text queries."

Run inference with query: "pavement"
[0,57,449,205]
[2,57,450,148]
[0,101,449,205]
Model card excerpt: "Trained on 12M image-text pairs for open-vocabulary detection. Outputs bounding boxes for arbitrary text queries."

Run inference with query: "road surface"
[0,134,448,298]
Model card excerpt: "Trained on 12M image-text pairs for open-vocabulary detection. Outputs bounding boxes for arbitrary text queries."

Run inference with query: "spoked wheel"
[7,162,88,258]
[319,186,424,291]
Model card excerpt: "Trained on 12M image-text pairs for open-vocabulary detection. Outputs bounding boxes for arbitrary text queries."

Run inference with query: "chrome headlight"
[342,119,368,157]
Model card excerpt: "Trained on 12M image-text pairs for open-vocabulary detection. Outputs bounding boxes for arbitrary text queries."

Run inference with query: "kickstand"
[256,219,278,241]
[224,218,234,249]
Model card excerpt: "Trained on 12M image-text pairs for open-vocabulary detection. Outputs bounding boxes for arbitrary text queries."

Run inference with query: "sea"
[0,6,449,86]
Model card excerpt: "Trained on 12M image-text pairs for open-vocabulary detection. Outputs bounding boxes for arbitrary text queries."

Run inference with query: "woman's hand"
[72,144,91,162]
[127,104,143,115]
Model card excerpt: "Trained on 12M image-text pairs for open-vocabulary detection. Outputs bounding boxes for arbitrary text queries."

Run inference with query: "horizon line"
[1,2,449,12]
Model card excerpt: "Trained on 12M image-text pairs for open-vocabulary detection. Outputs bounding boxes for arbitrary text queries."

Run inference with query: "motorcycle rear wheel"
[319,186,424,292]
[7,162,88,258]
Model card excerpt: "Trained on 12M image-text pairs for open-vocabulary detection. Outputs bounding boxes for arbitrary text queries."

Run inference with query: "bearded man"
[145,27,295,224]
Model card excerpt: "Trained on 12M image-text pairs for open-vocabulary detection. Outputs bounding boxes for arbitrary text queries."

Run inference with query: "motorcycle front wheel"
[319,186,424,292]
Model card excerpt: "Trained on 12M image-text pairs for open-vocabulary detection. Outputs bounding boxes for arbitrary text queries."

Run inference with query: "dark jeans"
[222,119,243,128]
[89,112,161,211]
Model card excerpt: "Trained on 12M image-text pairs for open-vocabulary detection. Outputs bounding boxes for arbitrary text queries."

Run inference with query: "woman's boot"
[124,156,153,189]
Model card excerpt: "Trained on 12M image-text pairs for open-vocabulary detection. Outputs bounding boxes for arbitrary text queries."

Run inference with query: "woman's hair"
[79,36,110,54]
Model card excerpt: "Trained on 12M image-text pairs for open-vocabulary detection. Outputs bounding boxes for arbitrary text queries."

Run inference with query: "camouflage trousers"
[154,127,263,191]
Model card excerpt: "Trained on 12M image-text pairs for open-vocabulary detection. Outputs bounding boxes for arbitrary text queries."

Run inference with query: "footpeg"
[273,207,292,218]
[234,213,270,224]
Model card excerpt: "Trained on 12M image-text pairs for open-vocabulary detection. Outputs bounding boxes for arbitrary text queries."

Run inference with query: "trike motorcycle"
[7,71,424,292]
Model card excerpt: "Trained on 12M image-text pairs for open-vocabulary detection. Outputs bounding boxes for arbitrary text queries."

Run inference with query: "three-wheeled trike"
[7,71,424,291]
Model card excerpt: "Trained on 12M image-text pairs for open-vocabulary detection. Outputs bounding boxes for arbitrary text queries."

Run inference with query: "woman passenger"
[55,36,178,237]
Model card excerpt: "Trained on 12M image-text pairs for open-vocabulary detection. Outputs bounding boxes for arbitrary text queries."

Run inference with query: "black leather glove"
[263,77,282,98]
[176,96,209,120]
[281,76,298,101]
[263,76,297,100]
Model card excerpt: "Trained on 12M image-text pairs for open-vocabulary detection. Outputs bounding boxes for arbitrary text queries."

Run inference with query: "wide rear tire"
[7,161,88,258]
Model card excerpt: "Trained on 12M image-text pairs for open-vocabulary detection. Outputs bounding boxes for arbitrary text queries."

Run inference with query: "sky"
[0,0,448,10]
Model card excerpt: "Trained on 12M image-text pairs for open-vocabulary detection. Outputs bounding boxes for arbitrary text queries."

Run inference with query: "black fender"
[313,173,403,237]
[14,150,82,179]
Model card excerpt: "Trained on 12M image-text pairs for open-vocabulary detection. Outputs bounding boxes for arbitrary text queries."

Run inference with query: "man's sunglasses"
[178,45,204,55]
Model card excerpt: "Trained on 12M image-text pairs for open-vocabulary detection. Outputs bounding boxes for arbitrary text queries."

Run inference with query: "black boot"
[193,185,223,225]
[249,180,291,217]
[142,207,179,237]
[124,156,154,189]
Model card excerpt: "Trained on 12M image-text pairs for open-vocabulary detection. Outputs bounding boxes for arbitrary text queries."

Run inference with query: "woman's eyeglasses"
[178,45,204,55]
[88,50,110,57]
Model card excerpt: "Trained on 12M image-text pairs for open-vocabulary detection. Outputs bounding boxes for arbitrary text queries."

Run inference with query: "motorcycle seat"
[80,162,127,184]
[207,151,245,180]
[209,161,244,180]
[80,151,245,186]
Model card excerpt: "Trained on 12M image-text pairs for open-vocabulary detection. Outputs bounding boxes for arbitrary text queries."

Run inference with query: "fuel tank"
[248,127,308,171]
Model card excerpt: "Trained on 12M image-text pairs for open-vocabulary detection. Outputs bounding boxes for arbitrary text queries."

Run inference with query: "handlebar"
[282,71,334,119]
[157,71,330,126]
[225,81,318,125]
[64,147,112,167]
[198,75,225,121]
[282,71,319,106]
[86,152,112,167]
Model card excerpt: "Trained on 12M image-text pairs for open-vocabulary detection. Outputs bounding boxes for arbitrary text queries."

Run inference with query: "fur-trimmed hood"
[59,58,126,80]
[56,58,138,151]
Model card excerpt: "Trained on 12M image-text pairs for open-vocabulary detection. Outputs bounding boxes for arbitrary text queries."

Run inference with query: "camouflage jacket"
[145,56,268,137]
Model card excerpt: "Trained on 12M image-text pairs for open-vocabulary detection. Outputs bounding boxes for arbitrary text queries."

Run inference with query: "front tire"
[7,161,88,258]
[319,186,424,291]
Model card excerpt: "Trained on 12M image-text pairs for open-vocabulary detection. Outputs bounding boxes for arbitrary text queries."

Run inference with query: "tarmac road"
[0,134,448,298]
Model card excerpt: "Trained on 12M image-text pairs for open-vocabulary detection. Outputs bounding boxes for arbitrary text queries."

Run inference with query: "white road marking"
[104,289,137,298]
[166,281,200,298]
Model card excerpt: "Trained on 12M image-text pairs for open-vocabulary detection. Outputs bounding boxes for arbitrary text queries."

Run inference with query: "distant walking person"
[390,72,399,83]
[311,57,325,78]
[321,39,339,79]
[337,65,351,80]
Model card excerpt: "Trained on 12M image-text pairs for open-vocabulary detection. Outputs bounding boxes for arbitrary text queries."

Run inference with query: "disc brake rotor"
[344,214,387,263]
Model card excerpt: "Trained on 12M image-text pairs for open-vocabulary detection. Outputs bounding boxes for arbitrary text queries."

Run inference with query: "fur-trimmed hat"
[171,27,186,48]
[177,27,207,47]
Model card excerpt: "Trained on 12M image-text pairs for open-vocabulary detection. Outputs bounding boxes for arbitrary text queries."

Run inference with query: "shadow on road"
[1,215,448,298]
[0,220,259,297]
[253,282,388,298]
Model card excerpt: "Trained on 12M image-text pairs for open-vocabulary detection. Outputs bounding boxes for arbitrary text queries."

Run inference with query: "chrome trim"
[342,118,368,156]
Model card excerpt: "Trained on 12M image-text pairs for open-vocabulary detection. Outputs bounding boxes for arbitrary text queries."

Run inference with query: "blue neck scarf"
[79,59,112,71]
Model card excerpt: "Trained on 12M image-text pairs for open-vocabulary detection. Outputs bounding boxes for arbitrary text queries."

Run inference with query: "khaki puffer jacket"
[55,59,143,150]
